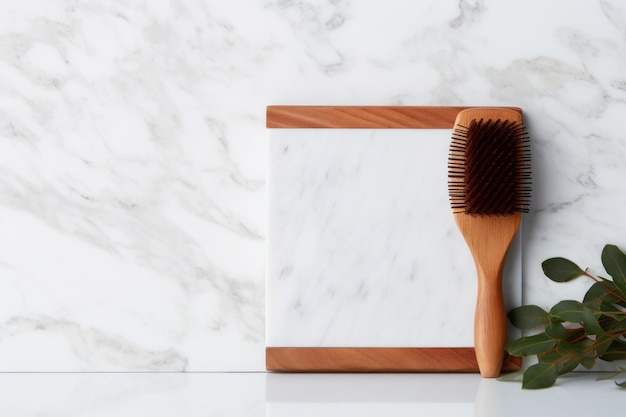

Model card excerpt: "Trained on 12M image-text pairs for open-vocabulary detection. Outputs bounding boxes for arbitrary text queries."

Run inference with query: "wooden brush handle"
[453,213,522,378]
[450,108,526,378]
[474,267,507,378]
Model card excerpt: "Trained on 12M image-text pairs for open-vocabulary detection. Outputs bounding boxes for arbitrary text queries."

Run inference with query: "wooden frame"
[267,105,521,129]
[267,347,521,372]
[266,106,523,373]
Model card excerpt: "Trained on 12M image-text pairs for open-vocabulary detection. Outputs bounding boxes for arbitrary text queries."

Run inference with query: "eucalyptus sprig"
[502,244,626,389]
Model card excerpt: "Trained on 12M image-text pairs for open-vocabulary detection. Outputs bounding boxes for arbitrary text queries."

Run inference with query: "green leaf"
[542,257,585,282]
[522,362,558,389]
[582,306,605,335]
[559,358,581,374]
[595,334,615,355]
[602,245,626,299]
[584,281,622,306]
[538,347,567,364]
[545,321,568,339]
[583,281,626,311]
[580,356,596,369]
[507,305,550,330]
[599,339,626,362]
[557,338,595,371]
[557,338,588,356]
[603,317,626,334]
[565,327,586,342]
[507,333,557,357]
[541,343,583,374]
[616,380,626,388]
[496,370,524,381]
[550,300,584,322]
[603,312,626,321]
[584,282,607,303]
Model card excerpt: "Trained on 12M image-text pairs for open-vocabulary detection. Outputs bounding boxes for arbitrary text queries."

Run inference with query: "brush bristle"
[448,118,531,216]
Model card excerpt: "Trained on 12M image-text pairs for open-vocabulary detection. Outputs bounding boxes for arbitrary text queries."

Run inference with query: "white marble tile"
[0,0,625,371]
[267,128,522,347]
[0,0,266,371]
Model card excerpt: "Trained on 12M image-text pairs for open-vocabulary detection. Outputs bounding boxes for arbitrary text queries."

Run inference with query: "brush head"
[448,110,531,216]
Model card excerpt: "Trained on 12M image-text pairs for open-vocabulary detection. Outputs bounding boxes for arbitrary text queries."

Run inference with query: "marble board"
[266,106,522,372]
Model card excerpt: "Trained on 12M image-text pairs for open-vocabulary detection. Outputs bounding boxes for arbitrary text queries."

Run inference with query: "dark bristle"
[448,118,531,216]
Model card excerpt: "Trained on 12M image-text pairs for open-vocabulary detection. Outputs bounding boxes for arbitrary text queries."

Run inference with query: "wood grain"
[266,106,521,128]
[267,347,521,373]
[451,108,525,378]
[267,105,525,373]
[454,213,522,377]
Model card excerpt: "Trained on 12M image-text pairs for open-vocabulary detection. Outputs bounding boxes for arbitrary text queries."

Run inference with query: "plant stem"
[583,269,626,302]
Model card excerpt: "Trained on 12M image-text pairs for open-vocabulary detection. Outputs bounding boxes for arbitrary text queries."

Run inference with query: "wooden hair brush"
[448,108,531,378]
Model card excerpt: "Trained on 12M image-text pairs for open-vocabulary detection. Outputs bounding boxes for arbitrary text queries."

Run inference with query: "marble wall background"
[0,0,625,371]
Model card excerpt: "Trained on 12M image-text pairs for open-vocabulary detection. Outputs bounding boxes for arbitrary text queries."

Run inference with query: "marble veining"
[0,0,624,370]
[0,0,267,371]
[267,128,521,347]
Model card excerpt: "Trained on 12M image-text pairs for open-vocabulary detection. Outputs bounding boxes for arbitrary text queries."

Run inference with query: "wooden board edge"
[266,347,521,373]
[266,106,523,129]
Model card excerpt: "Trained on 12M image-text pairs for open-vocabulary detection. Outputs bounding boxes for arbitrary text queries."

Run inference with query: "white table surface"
[0,372,622,416]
